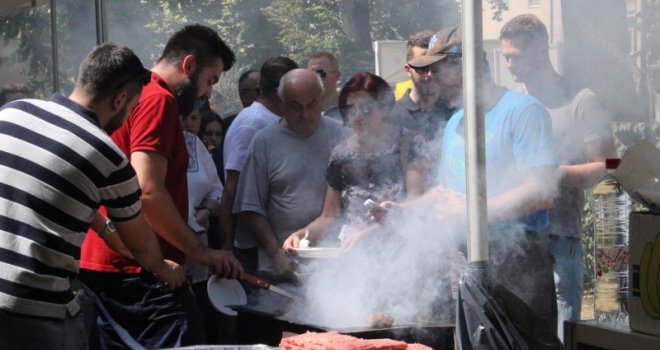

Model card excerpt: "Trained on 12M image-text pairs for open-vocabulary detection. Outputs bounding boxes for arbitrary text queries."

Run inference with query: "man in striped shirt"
[0,43,186,350]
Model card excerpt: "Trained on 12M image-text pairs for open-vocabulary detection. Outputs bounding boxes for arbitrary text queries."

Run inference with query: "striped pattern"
[0,94,141,319]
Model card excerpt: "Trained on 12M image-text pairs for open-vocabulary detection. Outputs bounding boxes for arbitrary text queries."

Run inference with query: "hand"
[282,230,305,252]
[194,207,212,230]
[272,249,297,276]
[152,259,186,290]
[368,201,399,223]
[206,249,243,279]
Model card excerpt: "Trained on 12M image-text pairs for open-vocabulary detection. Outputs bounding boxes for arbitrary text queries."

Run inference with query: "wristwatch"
[99,219,116,239]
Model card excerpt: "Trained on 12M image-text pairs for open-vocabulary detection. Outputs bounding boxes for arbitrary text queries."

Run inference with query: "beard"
[104,104,128,135]
[175,71,200,116]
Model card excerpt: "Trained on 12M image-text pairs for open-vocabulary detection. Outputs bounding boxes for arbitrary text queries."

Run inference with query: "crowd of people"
[0,13,614,349]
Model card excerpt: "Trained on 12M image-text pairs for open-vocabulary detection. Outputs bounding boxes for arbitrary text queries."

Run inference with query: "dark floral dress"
[326,127,426,231]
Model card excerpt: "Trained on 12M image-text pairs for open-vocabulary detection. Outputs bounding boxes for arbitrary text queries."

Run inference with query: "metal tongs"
[240,273,300,301]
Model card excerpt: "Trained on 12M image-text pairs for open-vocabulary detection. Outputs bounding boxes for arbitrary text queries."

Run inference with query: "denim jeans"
[0,295,88,350]
[550,235,584,341]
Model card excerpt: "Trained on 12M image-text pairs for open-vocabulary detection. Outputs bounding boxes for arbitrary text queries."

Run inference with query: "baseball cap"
[407,26,462,68]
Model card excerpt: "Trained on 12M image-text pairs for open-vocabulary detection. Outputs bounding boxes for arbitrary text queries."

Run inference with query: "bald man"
[233,69,346,277]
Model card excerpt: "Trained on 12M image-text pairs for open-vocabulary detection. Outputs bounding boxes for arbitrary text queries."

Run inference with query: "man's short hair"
[158,24,236,71]
[499,14,549,49]
[277,69,324,101]
[238,69,259,91]
[77,43,150,102]
[308,51,338,69]
[406,30,434,62]
[259,56,299,94]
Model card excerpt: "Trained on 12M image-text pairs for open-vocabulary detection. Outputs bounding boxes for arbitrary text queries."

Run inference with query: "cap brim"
[407,54,446,68]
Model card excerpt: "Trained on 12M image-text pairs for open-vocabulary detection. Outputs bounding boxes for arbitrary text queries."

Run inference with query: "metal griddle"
[229,303,455,349]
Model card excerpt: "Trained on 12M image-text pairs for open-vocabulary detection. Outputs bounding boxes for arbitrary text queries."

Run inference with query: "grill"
[230,303,454,349]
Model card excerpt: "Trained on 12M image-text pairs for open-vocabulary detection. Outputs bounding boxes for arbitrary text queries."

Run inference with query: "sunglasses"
[314,69,328,79]
[410,54,462,75]
[341,102,378,117]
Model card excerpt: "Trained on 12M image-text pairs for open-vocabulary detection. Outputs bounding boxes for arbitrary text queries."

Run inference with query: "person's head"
[408,27,463,106]
[307,51,341,100]
[237,69,260,107]
[158,24,236,116]
[259,56,299,97]
[499,14,550,83]
[403,30,435,96]
[0,83,33,106]
[277,68,324,134]
[209,90,224,115]
[75,43,150,134]
[198,109,224,152]
[338,72,394,136]
[180,109,201,134]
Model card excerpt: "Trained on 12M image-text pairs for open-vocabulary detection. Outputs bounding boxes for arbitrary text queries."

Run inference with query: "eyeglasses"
[341,102,378,117]
[410,54,462,75]
[314,69,328,79]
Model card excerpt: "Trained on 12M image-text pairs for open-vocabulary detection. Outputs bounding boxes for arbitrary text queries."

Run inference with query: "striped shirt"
[0,93,142,319]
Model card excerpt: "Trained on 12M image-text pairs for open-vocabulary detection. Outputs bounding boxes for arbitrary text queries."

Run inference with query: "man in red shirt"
[79,24,242,349]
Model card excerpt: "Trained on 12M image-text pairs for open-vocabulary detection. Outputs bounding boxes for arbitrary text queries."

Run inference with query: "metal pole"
[50,0,59,93]
[461,0,488,263]
[95,0,107,44]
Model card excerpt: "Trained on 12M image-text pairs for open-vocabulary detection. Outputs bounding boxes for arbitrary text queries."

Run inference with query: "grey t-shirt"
[233,116,347,268]
[548,87,612,238]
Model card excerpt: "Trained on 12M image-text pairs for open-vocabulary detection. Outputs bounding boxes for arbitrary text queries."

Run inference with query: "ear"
[181,54,197,76]
[404,64,413,78]
[110,90,128,112]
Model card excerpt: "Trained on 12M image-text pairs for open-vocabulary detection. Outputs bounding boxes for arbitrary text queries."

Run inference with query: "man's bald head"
[278,69,325,134]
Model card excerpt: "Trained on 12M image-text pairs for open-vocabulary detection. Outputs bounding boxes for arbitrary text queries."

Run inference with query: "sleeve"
[407,131,428,163]
[232,135,270,216]
[512,103,557,170]
[576,89,613,144]
[100,161,142,222]
[196,137,223,203]
[224,121,258,172]
[127,93,181,158]
[326,145,346,191]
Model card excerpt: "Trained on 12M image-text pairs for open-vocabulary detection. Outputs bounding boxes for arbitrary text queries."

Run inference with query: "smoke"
[283,199,467,329]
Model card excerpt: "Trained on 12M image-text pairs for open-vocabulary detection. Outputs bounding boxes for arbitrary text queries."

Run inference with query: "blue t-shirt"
[437,90,556,233]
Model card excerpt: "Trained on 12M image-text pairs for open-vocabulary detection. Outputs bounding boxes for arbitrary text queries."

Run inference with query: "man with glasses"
[307,51,343,123]
[388,29,461,186]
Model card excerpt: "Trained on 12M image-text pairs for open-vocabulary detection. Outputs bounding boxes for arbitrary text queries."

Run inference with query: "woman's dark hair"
[338,72,395,120]
[198,108,225,139]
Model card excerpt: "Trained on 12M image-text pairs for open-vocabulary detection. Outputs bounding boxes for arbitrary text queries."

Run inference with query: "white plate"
[292,247,342,258]
[206,276,247,316]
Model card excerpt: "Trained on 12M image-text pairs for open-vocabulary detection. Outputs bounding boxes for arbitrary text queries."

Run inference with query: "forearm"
[218,171,239,251]
[557,162,606,189]
[90,212,133,258]
[242,211,280,257]
[141,186,209,265]
[114,216,169,275]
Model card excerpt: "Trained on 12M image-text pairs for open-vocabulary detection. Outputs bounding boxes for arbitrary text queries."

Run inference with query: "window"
[529,0,541,7]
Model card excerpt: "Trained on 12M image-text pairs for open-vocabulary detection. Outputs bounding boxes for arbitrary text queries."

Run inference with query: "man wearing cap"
[307,51,343,124]
[388,29,463,187]
[373,26,561,349]
[500,14,615,341]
